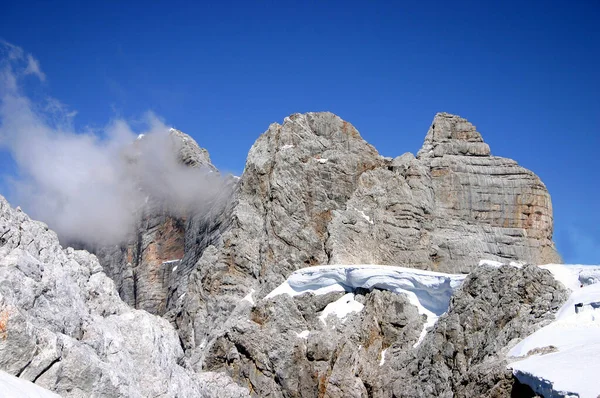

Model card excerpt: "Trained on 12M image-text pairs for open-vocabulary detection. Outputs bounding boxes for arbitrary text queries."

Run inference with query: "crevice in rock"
[32,356,61,384]
[14,358,34,377]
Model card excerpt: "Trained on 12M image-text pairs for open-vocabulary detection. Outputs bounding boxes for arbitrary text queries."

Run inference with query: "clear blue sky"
[1,0,598,263]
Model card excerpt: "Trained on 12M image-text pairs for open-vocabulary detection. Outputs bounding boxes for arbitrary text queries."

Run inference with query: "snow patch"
[379,348,387,366]
[162,259,181,264]
[319,293,364,324]
[172,265,178,272]
[265,264,466,344]
[507,263,600,398]
[136,133,145,140]
[478,259,522,269]
[540,263,600,291]
[295,330,310,339]
[0,370,60,397]
[242,289,255,306]
[316,158,329,163]
[281,144,295,150]
[353,208,373,224]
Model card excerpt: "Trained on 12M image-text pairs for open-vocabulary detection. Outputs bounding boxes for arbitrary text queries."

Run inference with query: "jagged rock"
[329,112,560,272]
[174,112,560,366]
[69,111,562,396]
[383,263,568,398]
[196,263,566,398]
[202,288,424,397]
[0,195,249,397]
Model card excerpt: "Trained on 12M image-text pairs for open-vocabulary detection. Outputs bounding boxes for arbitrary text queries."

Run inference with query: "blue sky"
[0,0,598,263]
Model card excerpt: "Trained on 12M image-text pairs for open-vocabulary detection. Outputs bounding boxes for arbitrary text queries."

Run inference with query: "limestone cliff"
[172,112,560,362]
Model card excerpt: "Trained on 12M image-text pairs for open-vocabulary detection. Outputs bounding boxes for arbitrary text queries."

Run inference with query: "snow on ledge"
[379,348,388,366]
[319,293,364,324]
[265,264,466,345]
[478,259,523,269]
[242,289,255,306]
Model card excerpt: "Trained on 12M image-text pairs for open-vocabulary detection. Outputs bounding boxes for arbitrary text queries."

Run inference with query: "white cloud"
[23,54,45,81]
[0,40,45,82]
[0,40,224,246]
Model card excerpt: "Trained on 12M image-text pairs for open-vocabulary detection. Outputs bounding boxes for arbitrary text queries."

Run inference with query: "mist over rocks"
[0,47,226,248]
[85,128,233,314]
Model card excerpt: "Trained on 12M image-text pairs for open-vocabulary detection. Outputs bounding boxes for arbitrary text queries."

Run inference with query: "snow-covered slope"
[0,370,60,398]
[507,264,600,398]
[265,264,466,344]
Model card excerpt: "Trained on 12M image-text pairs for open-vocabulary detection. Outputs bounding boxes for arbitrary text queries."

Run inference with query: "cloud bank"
[0,41,223,246]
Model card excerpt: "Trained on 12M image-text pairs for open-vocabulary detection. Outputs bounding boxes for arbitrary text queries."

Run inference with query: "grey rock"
[384,264,568,398]
[329,112,560,273]
[170,128,214,168]
[202,288,424,398]
[198,263,565,397]
[44,111,563,396]
[0,195,249,397]
[177,111,560,367]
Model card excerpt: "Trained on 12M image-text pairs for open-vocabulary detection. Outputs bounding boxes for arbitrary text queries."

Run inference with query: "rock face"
[89,128,232,315]
[385,263,567,397]
[0,195,248,397]
[171,112,560,369]
[197,263,567,398]
[204,289,424,398]
[329,112,559,271]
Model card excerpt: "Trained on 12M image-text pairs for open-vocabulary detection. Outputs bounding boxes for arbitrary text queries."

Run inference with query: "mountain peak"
[417,113,491,159]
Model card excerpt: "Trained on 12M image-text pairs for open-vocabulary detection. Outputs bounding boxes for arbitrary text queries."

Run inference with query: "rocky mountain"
[0,111,572,397]
[87,128,232,315]
[167,112,560,368]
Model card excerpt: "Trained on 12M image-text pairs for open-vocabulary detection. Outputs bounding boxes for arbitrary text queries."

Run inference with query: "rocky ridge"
[200,263,566,397]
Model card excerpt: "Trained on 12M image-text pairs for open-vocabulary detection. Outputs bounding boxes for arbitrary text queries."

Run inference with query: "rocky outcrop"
[0,195,248,397]
[384,263,567,398]
[203,289,424,398]
[195,263,567,397]
[329,112,559,272]
[173,112,560,367]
